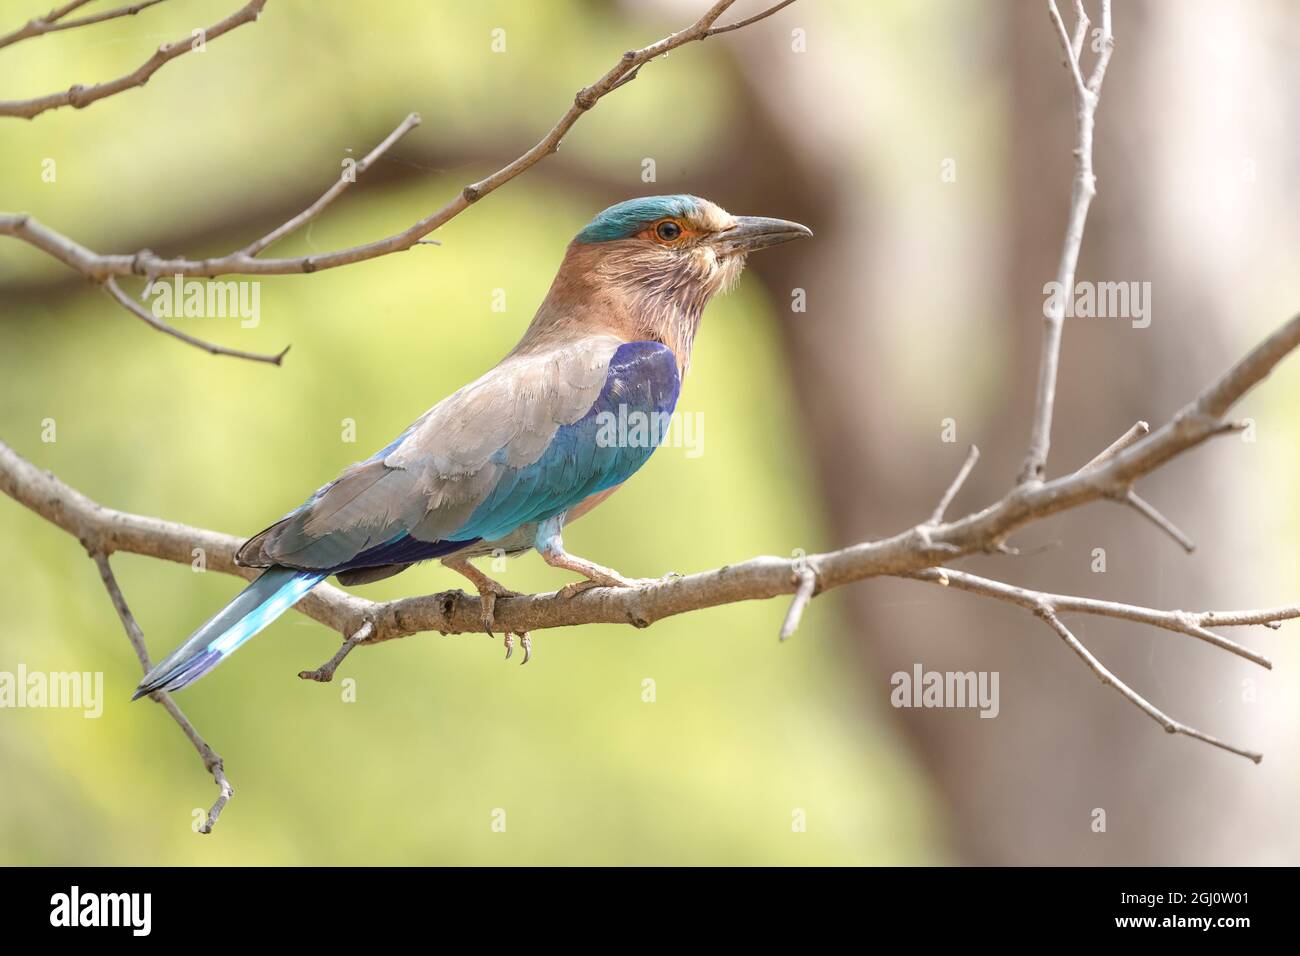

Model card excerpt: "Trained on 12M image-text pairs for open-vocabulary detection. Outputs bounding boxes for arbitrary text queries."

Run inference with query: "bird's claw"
[503,631,532,664]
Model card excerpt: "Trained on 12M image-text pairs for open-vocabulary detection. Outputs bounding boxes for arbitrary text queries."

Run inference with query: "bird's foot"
[557,568,657,599]
[535,525,658,599]
[503,631,533,664]
[477,580,524,637]
[443,557,522,637]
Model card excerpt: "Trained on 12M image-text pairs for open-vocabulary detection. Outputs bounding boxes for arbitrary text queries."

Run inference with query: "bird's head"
[534,195,811,367]
[574,193,811,295]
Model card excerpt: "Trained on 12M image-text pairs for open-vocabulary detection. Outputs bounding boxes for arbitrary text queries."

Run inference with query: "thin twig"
[1047,0,1088,98]
[90,551,235,831]
[104,276,289,365]
[929,445,980,525]
[1018,0,1114,483]
[1123,488,1196,553]
[241,113,422,257]
[1039,608,1261,763]
[1077,421,1149,473]
[1086,0,1115,93]
[298,621,373,682]
[1069,0,1090,60]
[0,0,93,49]
[0,1,168,51]
[704,0,798,37]
[1078,424,1195,559]
[0,0,267,119]
[904,568,1267,762]
[905,568,1278,670]
[779,563,817,640]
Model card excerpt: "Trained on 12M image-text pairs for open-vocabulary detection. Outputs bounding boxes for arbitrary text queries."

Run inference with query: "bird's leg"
[442,556,522,637]
[535,515,654,599]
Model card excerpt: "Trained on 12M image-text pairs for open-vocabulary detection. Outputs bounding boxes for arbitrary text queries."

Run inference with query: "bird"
[133,195,811,698]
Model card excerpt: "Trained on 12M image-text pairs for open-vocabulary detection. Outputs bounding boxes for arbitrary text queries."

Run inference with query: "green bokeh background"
[0,1,939,864]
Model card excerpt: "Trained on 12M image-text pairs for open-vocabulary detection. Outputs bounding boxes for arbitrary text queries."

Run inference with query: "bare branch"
[298,621,373,683]
[0,0,94,50]
[104,276,289,365]
[1039,608,1261,763]
[929,444,981,525]
[1123,488,1196,554]
[0,1,786,281]
[0,1,168,51]
[240,113,422,258]
[778,563,817,640]
[2,299,1296,661]
[704,0,799,37]
[5,111,420,364]
[91,551,234,831]
[1,1,797,365]
[1077,421,1149,473]
[1047,0,1088,99]
[1086,0,1115,93]
[1019,0,1115,483]
[1069,0,1090,61]
[905,568,1278,670]
[0,0,267,119]
[904,568,1269,762]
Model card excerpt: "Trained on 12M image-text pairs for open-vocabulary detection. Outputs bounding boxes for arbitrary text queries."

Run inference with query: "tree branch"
[1122,488,1195,554]
[4,298,1299,763]
[104,276,289,365]
[239,112,423,259]
[0,1,95,50]
[1076,420,1148,473]
[903,566,1287,762]
[0,1,788,276]
[3,299,1296,636]
[928,444,981,525]
[905,568,1281,671]
[1018,0,1115,483]
[298,621,373,683]
[1041,606,1261,762]
[0,0,795,365]
[0,0,266,119]
[90,551,234,831]
[703,0,798,37]
[0,1,169,52]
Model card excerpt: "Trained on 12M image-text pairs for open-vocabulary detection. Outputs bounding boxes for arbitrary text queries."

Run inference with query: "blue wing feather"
[451,340,680,542]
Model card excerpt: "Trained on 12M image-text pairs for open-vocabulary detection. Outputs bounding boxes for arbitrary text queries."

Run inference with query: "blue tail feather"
[132,567,325,699]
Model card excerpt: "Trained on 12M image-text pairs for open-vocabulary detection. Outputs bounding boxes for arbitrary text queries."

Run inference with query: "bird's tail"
[132,566,326,699]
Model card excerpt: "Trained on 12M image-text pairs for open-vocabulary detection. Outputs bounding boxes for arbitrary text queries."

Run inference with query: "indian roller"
[134,195,811,697]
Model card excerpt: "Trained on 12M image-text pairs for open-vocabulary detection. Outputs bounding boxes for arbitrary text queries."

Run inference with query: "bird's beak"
[713,216,813,255]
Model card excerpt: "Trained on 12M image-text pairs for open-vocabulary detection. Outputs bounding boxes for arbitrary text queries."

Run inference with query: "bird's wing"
[237,337,680,573]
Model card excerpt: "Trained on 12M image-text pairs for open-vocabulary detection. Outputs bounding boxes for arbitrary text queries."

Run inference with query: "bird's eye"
[655,220,683,242]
